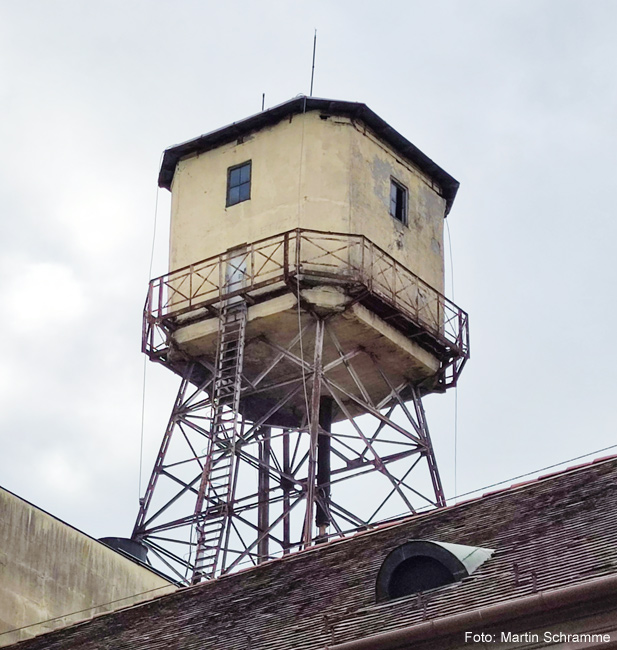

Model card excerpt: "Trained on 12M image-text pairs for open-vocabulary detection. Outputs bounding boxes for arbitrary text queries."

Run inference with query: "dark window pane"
[395,187,403,221]
[229,167,241,187]
[228,185,240,205]
[239,163,251,184]
[238,182,250,201]
[390,179,407,223]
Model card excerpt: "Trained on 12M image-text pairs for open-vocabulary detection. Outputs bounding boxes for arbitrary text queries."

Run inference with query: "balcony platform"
[143,229,469,424]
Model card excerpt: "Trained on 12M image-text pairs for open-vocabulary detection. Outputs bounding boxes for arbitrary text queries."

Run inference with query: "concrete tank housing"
[161,99,455,293]
[147,97,467,426]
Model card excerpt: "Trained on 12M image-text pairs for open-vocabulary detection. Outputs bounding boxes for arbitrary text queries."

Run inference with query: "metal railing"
[143,229,469,387]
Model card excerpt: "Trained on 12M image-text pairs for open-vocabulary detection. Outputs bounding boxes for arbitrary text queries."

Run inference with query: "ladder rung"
[193,303,247,582]
[210,465,231,473]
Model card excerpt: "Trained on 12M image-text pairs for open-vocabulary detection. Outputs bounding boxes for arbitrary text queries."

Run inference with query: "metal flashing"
[376,539,494,602]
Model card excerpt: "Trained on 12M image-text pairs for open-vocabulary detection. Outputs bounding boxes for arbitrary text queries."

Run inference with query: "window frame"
[226,160,252,207]
[389,177,408,225]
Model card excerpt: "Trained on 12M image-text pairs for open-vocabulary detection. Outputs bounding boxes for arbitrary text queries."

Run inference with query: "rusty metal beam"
[303,318,325,547]
[258,427,271,562]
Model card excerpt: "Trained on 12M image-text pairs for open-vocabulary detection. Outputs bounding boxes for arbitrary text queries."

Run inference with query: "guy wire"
[445,217,458,501]
[139,164,162,500]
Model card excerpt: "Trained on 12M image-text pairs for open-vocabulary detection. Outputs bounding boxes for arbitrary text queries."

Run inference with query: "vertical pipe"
[257,426,271,562]
[303,317,325,547]
[316,396,333,541]
[282,429,291,554]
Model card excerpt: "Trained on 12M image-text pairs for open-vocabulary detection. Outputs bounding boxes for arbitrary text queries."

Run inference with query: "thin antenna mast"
[310,30,317,96]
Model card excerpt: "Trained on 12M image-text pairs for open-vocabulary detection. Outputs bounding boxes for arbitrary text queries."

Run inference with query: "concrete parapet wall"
[0,487,175,647]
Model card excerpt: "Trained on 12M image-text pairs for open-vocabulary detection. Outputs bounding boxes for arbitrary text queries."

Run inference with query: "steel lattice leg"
[133,311,446,583]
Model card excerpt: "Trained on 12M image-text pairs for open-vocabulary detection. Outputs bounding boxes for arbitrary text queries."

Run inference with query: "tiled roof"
[8,456,617,650]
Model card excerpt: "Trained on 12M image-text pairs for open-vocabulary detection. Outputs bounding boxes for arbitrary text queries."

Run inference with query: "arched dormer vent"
[376,540,494,601]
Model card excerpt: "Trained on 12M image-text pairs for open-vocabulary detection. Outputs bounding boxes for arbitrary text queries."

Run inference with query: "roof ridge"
[478,452,617,500]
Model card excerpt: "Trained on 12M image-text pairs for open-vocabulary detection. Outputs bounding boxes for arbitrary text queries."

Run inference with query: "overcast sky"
[1,0,616,542]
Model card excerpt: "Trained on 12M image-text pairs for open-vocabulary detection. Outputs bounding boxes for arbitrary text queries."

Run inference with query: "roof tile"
[7,457,617,650]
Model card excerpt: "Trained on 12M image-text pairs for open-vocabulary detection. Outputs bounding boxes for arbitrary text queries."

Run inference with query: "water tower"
[132,97,469,584]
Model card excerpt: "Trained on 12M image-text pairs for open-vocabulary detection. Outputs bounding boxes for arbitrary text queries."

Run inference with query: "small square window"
[390,179,407,224]
[227,161,251,207]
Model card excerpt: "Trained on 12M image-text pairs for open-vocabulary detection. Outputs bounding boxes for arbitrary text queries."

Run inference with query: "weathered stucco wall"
[0,487,175,647]
[168,109,446,296]
[348,121,446,294]
[169,111,352,273]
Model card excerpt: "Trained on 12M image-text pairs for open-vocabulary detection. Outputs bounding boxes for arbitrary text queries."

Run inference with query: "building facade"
[0,487,174,647]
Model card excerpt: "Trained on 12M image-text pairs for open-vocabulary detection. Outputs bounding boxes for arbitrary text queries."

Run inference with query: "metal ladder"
[192,301,247,583]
